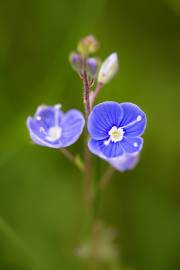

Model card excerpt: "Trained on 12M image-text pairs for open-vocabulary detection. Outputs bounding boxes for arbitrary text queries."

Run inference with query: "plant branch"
[81,58,93,205]
[83,134,93,205]
[90,82,103,108]
[60,148,84,172]
[99,165,115,190]
[82,59,91,117]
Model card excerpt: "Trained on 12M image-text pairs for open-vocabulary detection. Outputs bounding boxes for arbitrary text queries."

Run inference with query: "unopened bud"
[86,58,100,78]
[69,52,82,74]
[98,53,119,84]
[77,35,99,56]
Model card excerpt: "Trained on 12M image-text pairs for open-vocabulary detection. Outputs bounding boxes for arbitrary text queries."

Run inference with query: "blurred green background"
[0,0,180,269]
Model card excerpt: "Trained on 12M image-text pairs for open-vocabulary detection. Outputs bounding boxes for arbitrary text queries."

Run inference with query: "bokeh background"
[0,0,180,269]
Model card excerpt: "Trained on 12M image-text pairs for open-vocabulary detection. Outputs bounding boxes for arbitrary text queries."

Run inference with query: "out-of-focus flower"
[108,153,140,172]
[97,53,119,84]
[69,52,82,75]
[77,35,99,55]
[27,104,85,148]
[88,101,146,158]
[75,221,118,262]
[86,57,100,79]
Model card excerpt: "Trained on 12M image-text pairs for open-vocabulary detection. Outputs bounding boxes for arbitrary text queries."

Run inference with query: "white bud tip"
[98,52,119,84]
[54,104,62,110]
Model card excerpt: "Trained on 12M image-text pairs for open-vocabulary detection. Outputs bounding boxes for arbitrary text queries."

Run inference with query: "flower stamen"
[54,104,61,126]
[38,125,62,142]
[104,126,124,146]
[121,115,142,129]
[109,126,124,142]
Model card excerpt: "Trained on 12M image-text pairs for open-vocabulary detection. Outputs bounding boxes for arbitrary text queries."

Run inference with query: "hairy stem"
[82,59,91,117]
[82,58,93,205]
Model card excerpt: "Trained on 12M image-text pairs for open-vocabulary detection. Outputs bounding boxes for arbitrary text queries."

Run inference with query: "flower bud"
[77,35,99,56]
[86,57,100,78]
[98,53,119,84]
[69,52,82,74]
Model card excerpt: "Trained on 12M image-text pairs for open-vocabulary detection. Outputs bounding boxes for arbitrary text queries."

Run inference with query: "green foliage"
[0,0,180,269]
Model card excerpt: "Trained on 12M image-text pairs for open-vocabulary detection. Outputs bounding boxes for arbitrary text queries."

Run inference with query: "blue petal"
[35,105,63,128]
[108,153,139,172]
[120,103,146,137]
[87,101,124,140]
[88,138,124,158]
[60,109,85,147]
[88,139,106,159]
[120,136,143,153]
[26,117,63,148]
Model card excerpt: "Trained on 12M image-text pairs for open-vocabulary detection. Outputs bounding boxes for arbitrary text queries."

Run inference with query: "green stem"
[92,157,102,219]
[90,82,103,109]
[99,165,115,190]
[60,148,84,172]
[84,133,93,205]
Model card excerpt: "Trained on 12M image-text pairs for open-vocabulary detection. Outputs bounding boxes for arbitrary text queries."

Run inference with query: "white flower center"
[104,126,124,145]
[46,126,62,142]
[103,115,143,146]
[109,126,124,142]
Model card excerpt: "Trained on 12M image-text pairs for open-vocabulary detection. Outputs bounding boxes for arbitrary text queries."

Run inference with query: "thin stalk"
[92,157,101,219]
[82,58,91,117]
[84,133,93,205]
[82,58,93,205]
[99,165,115,190]
[90,82,103,109]
[60,148,84,172]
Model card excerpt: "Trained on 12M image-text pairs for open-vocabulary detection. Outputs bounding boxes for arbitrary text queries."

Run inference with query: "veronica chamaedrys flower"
[87,101,146,158]
[26,104,85,148]
[97,53,119,85]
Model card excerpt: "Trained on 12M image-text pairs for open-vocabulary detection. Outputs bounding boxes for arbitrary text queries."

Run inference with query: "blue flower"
[107,153,140,172]
[88,128,140,171]
[27,104,85,148]
[87,101,146,158]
